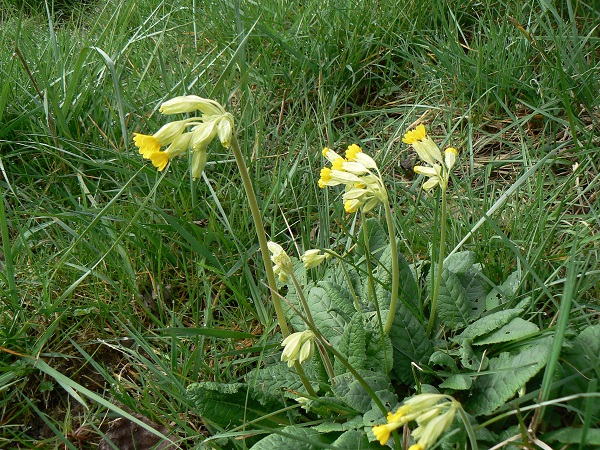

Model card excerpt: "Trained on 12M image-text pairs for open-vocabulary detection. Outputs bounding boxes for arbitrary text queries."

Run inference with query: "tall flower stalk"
[318,145,399,335]
[403,125,458,334]
[133,95,290,337]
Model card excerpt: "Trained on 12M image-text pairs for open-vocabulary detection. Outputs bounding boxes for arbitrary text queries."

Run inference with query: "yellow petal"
[133,133,161,157]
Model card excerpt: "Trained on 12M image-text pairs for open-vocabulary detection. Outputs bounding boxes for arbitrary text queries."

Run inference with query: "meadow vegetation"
[0,0,598,448]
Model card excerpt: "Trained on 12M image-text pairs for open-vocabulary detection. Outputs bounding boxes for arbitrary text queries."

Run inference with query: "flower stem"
[427,185,448,335]
[230,135,290,337]
[382,200,399,335]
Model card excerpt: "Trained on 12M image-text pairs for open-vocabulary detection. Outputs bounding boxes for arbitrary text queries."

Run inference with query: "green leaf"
[374,243,420,313]
[454,297,530,342]
[313,416,364,432]
[436,267,472,330]
[249,426,331,450]
[457,266,489,321]
[364,316,394,374]
[357,218,388,261]
[331,429,383,449]
[332,370,397,413]
[439,374,473,390]
[387,304,432,383]
[443,251,476,275]
[466,337,553,416]
[306,282,352,345]
[560,325,600,417]
[473,318,539,345]
[187,382,287,430]
[246,362,320,404]
[460,339,489,371]
[335,313,368,375]
[545,427,600,445]
[486,269,521,309]
[429,350,458,371]
[318,281,357,319]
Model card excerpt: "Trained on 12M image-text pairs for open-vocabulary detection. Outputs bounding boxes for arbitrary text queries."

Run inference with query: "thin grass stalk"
[230,135,290,337]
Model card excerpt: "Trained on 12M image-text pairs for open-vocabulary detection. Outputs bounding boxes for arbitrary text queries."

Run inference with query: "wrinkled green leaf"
[443,251,476,275]
[473,318,539,345]
[332,370,397,413]
[335,313,368,375]
[439,374,473,390]
[331,429,383,448]
[313,416,364,432]
[246,361,320,404]
[373,243,420,313]
[357,218,388,261]
[187,382,287,430]
[436,267,472,330]
[460,339,489,371]
[486,269,521,309]
[457,266,488,321]
[545,427,600,445]
[454,297,530,342]
[249,426,331,449]
[429,350,458,371]
[386,304,432,383]
[466,337,553,416]
[306,283,351,345]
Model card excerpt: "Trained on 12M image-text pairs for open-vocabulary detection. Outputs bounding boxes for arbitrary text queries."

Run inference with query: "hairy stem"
[427,185,448,335]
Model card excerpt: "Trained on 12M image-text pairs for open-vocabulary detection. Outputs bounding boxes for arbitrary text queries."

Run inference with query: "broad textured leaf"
[466,337,552,416]
[305,283,350,345]
[486,269,521,309]
[357,218,388,261]
[335,313,368,375]
[429,350,458,371]
[364,316,394,374]
[473,318,539,345]
[457,267,488,321]
[439,374,473,390]
[372,244,420,313]
[245,361,319,404]
[560,325,600,417]
[318,281,357,319]
[443,251,476,275]
[187,382,285,429]
[313,416,364,432]
[323,264,364,303]
[387,304,432,383]
[332,370,397,413]
[331,429,383,449]
[249,426,330,450]
[460,340,488,371]
[454,297,530,342]
[545,427,600,445]
[283,259,311,330]
[436,267,472,330]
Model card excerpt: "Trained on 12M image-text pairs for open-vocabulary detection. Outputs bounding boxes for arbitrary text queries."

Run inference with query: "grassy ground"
[0,0,598,448]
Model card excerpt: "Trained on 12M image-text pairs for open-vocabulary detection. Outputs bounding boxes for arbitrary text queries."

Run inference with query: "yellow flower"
[159,95,226,116]
[148,151,169,171]
[267,241,293,282]
[281,330,315,367]
[444,147,457,171]
[133,133,161,158]
[372,394,459,448]
[402,125,443,166]
[301,249,328,269]
[346,144,377,169]
[318,167,362,188]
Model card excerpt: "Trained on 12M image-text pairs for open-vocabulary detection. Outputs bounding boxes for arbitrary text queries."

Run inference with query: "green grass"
[1,0,598,448]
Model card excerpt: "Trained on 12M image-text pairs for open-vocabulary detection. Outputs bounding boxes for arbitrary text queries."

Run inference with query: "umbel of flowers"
[373,394,460,450]
[318,144,388,213]
[133,95,234,178]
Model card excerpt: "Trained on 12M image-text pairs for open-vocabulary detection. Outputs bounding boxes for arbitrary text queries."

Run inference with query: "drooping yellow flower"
[134,96,234,178]
[281,330,315,367]
[318,145,387,213]
[403,125,458,190]
[267,241,293,282]
[301,249,328,269]
[372,394,458,447]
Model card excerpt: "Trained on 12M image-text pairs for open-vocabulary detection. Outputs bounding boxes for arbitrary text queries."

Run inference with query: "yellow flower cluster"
[281,330,315,367]
[372,393,459,449]
[403,124,458,190]
[133,96,234,178]
[318,144,387,213]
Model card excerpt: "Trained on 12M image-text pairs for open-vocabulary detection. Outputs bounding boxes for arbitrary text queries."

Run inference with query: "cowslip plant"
[134,97,597,449]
